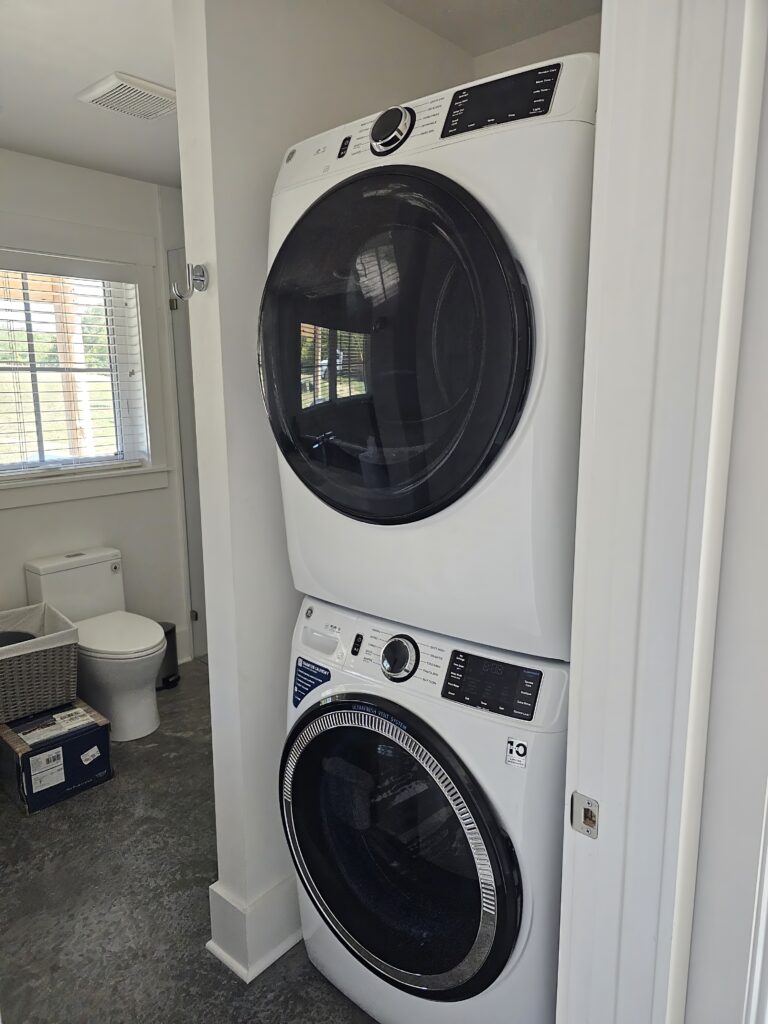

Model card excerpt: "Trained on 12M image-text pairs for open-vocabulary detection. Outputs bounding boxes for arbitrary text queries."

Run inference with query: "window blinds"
[0,269,149,477]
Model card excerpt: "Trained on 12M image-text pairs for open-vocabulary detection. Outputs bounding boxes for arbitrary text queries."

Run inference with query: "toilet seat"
[76,611,166,661]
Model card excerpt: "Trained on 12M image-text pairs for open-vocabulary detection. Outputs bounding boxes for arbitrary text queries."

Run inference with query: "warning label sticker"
[293,658,331,708]
[506,738,528,769]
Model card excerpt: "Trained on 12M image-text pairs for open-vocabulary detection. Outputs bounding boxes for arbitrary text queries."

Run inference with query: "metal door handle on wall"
[172,263,209,300]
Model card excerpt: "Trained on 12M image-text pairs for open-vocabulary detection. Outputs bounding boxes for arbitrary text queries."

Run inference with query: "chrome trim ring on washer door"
[281,698,521,999]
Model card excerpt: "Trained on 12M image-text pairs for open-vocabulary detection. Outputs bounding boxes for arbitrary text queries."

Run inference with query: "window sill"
[0,464,170,510]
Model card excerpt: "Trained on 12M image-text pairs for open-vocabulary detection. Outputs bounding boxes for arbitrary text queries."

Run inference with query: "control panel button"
[380,634,420,682]
[351,633,364,656]
[370,106,415,156]
[441,650,542,721]
[337,135,351,158]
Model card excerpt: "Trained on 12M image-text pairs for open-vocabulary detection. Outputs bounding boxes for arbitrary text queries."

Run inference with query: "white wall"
[0,148,192,660]
[684,49,768,1023]
[475,14,601,78]
[172,0,472,981]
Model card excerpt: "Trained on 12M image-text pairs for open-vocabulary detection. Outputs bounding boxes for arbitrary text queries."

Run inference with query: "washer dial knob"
[370,106,415,156]
[380,634,420,681]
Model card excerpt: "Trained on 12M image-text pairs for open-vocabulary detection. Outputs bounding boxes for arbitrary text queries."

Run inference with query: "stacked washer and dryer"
[258,53,597,1024]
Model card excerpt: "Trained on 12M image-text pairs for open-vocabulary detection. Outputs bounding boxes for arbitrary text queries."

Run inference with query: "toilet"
[25,547,166,742]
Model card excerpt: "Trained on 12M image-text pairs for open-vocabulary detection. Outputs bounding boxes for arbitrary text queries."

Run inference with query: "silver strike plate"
[572,792,599,839]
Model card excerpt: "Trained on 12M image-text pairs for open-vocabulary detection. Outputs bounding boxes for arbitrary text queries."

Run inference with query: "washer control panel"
[442,650,542,721]
[294,599,563,728]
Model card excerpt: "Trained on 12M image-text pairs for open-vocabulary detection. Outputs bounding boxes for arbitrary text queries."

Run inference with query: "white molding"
[205,933,302,985]
[0,465,170,510]
[0,212,156,268]
[207,877,301,983]
[557,0,754,1021]
[743,779,768,1024]
[667,1,768,1017]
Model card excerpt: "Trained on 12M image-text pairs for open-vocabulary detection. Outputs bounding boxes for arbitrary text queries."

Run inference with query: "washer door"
[259,166,533,525]
[280,695,523,1001]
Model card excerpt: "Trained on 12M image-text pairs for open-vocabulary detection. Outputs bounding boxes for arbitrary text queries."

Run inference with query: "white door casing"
[558,1,766,1022]
[168,246,208,657]
[684,18,768,1020]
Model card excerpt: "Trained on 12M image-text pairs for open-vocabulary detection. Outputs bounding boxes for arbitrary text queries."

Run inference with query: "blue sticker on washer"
[293,657,331,707]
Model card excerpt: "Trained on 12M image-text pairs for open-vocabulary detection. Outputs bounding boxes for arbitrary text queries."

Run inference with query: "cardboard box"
[0,698,112,813]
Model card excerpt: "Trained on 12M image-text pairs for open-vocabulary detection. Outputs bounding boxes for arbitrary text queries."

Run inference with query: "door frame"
[557,1,767,1022]
[167,245,208,657]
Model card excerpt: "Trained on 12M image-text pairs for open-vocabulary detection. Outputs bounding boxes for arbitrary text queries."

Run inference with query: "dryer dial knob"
[370,106,415,155]
[381,635,419,682]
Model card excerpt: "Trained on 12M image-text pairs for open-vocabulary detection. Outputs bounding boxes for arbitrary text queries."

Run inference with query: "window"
[0,268,149,477]
[299,322,369,410]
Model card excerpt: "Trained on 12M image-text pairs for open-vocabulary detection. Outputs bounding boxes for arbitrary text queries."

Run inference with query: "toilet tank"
[25,547,126,623]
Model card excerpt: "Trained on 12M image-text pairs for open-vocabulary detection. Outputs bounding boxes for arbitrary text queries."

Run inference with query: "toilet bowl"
[76,611,166,742]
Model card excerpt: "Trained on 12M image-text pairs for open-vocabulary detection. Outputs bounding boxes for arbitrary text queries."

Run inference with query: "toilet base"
[77,644,166,742]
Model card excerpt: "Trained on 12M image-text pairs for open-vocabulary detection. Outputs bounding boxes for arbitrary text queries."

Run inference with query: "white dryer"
[281,598,568,1022]
[259,55,597,660]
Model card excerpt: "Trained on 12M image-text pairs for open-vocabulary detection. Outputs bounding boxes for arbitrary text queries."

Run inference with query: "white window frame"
[0,248,169,509]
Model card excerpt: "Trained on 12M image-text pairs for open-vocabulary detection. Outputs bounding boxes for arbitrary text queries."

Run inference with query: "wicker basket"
[0,603,78,723]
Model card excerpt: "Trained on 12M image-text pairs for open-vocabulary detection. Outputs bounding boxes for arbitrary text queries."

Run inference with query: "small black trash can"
[157,621,180,689]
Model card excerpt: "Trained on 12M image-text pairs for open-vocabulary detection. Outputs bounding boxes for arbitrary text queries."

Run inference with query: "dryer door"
[280,695,523,1001]
[259,166,533,524]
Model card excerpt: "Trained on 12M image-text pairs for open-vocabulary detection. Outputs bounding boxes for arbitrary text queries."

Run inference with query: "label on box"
[29,746,65,792]
[18,707,94,746]
[81,745,100,765]
[53,708,93,728]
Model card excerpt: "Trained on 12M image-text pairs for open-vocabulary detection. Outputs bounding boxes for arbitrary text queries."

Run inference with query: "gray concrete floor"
[0,660,373,1024]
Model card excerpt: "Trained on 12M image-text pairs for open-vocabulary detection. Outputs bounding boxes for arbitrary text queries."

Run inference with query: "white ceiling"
[0,0,600,187]
[379,0,601,56]
[0,0,180,187]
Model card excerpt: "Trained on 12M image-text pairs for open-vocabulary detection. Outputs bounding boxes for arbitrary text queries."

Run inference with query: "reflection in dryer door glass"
[259,167,533,523]
[300,323,370,409]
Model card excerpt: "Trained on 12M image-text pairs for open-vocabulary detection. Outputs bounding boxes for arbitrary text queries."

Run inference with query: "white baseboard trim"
[206,875,300,984]
[205,930,302,984]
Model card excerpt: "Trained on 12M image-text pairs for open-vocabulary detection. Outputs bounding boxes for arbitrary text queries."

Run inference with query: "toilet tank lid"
[25,547,122,575]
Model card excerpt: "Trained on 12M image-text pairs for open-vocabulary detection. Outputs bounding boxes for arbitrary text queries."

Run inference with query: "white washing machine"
[259,54,597,661]
[281,598,568,1022]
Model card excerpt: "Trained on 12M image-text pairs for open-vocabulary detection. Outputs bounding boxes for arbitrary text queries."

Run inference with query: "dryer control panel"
[442,651,542,721]
[442,63,561,138]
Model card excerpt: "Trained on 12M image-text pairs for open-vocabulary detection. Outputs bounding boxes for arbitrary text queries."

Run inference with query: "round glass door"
[280,696,523,1001]
[259,166,533,524]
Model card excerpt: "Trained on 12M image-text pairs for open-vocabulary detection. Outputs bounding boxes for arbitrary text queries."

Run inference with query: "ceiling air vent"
[77,72,176,120]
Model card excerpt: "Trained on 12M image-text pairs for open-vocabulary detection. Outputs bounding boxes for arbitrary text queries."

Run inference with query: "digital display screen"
[442,650,542,721]
[442,64,561,139]
[466,654,518,683]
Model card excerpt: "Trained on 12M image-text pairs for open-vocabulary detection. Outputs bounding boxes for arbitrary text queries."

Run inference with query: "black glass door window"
[280,697,523,1000]
[259,167,533,524]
